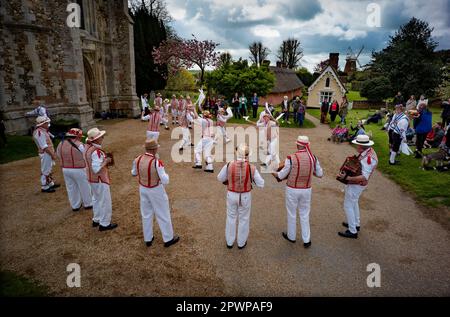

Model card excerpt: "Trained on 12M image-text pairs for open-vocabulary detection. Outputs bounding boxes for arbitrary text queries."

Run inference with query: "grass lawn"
[228,105,315,128]
[346,90,367,102]
[308,108,450,208]
[0,135,39,164]
[0,271,49,296]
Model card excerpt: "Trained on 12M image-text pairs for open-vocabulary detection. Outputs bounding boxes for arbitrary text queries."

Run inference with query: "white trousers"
[146,131,160,141]
[344,184,366,234]
[139,184,174,242]
[180,127,191,149]
[265,138,280,166]
[217,126,229,141]
[91,182,112,227]
[225,191,252,247]
[161,116,169,126]
[39,152,54,189]
[285,187,312,243]
[194,137,214,170]
[62,168,92,209]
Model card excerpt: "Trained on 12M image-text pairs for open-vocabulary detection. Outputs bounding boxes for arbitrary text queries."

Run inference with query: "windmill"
[344,45,364,75]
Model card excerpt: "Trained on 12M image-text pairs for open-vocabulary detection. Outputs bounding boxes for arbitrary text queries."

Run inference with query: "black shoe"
[204,169,214,173]
[50,183,61,189]
[342,222,360,231]
[282,232,296,243]
[179,148,183,152]
[41,187,55,193]
[192,165,202,169]
[260,163,267,167]
[164,235,180,248]
[389,160,400,165]
[414,152,422,159]
[92,221,99,227]
[189,127,192,130]
[99,223,118,232]
[303,241,312,248]
[238,242,247,249]
[145,237,154,247]
[338,230,358,239]
[190,143,194,147]
[226,244,233,249]
[84,206,93,210]
[72,206,81,212]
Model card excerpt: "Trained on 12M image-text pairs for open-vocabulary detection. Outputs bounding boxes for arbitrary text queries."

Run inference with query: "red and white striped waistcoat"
[178,99,185,111]
[171,99,178,110]
[286,150,316,189]
[57,139,86,168]
[147,112,161,132]
[227,160,256,193]
[202,118,214,138]
[135,153,160,188]
[154,97,162,107]
[33,127,54,154]
[84,145,110,185]
[179,111,189,128]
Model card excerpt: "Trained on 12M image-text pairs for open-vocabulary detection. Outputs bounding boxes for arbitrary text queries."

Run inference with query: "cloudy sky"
[165,0,450,72]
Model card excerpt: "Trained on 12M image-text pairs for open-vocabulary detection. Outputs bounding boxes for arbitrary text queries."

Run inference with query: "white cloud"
[252,25,281,38]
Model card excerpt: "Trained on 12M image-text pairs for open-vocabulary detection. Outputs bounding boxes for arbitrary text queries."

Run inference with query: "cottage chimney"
[329,53,339,70]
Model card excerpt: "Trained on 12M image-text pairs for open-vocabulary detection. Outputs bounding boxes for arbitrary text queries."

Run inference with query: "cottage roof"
[268,66,304,93]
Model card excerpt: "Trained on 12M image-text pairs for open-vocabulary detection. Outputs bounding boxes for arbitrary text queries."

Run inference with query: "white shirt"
[27,105,48,117]
[141,96,148,109]
[34,128,48,150]
[360,148,377,181]
[91,143,105,174]
[276,155,323,180]
[131,153,169,185]
[217,159,265,188]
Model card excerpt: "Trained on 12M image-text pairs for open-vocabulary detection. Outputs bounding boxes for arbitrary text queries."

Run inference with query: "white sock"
[390,151,396,163]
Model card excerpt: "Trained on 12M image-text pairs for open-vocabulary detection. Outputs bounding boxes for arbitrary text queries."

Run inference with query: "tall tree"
[131,2,170,95]
[152,36,220,85]
[248,41,270,67]
[218,52,233,68]
[277,38,303,69]
[370,17,442,97]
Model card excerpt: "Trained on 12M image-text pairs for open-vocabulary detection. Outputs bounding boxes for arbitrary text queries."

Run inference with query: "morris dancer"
[141,93,149,110]
[32,116,60,193]
[186,96,193,129]
[161,98,170,130]
[141,106,161,140]
[56,128,92,211]
[179,103,195,153]
[85,128,117,231]
[170,94,179,125]
[256,113,280,168]
[195,88,206,112]
[192,110,215,173]
[272,136,323,248]
[337,134,378,239]
[132,139,180,248]
[154,92,163,108]
[216,105,233,143]
[177,95,185,125]
[217,143,264,249]
[388,104,409,165]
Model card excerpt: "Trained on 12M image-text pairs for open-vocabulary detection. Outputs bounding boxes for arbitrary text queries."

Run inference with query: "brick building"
[0,0,140,134]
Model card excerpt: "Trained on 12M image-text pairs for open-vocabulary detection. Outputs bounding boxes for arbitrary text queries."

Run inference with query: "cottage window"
[325,77,330,87]
[320,91,333,104]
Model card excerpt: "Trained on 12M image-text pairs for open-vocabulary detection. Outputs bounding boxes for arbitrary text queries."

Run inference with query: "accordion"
[336,155,362,184]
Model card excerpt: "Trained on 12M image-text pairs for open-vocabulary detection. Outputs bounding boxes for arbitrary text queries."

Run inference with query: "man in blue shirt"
[251,93,259,119]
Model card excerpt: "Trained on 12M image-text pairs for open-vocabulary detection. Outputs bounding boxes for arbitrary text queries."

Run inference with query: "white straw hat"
[36,116,50,126]
[351,134,374,146]
[296,135,310,146]
[87,127,106,142]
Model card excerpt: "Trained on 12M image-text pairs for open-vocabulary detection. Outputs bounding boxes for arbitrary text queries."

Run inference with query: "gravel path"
[0,114,449,296]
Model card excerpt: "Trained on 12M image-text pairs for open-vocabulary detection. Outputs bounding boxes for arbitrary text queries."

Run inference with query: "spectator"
[424,123,445,149]
[329,99,339,122]
[320,98,330,124]
[441,98,450,127]
[405,95,417,111]
[251,93,259,119]
[232,92,240,119]
[366,109,387,124]
[239,93,247,117]
[297,99,306,127]
[413,103,433,158]
[416,94,428,110]
[422,124,450,171]
[339,96,348,124]
[348,122,366,142]
[25,99,49,118]
[329,125,349,143]
[281,96,290,124]
[393,91,404,106]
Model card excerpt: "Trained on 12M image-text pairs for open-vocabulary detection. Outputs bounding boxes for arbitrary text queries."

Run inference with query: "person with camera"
[272,136,323,248]
[217,143,265,249]
[336,134,378,239]
[85,128,117,232]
